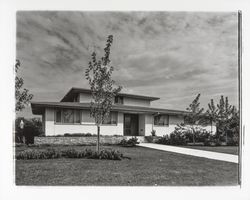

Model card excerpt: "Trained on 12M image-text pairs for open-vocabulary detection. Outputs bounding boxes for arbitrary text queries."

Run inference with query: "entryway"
[124,114,139,136]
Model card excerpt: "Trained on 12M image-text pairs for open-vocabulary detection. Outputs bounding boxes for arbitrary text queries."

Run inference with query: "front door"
[124,114,139,136]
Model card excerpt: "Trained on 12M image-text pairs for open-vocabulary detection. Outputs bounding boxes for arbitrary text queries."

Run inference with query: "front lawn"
[15,145,239,186]
[179,146,238,155]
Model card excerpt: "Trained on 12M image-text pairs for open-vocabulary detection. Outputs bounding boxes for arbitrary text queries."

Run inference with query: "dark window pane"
[63,109,74,123]
[55,109,61,123]
[103,112,117,124]
[74,110,81,123]
[115,96,123,104]
[154,115,169,126]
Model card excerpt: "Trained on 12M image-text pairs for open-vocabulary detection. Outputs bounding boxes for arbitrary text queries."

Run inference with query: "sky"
[16,11,239,118]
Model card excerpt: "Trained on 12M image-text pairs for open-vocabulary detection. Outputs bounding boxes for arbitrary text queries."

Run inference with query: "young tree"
[206,99,217,134]
[216,95,235,144]
[85,35,122,153]
[185,94,204,144]
[15,60,33,111]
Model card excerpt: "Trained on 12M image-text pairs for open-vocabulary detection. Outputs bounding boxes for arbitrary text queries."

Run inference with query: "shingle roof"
[31,101,189,115]
[60,87,160,102]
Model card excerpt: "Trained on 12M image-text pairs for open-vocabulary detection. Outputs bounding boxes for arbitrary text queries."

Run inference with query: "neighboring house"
[31,87,213,137]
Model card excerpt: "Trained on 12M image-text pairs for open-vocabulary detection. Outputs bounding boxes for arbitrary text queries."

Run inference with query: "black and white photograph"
[15,10,240,186]
[1,0,250,199]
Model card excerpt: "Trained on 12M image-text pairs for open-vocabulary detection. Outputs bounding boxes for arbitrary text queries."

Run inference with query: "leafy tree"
[216,95,237,144]
[206,99,217,134]
[185,94,204,143]
[85,35,122,153]
[15,60,33,111]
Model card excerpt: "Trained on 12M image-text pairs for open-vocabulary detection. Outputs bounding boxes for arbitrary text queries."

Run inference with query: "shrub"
[16,148,126,160]
[15,117,43,145]
[119,137,139,147]
[63,133,93,137]
[155,135,170,145]
[16,148,61,160]
[151,130,156,136]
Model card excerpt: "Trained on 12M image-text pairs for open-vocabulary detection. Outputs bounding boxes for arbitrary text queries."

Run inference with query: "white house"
[31,87,212,137]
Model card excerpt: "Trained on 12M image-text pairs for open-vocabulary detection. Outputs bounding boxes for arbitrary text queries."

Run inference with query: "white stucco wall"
[123,97,150,107]
[144,114,184,137]
[79,93,92,103]
[44,108,124,136]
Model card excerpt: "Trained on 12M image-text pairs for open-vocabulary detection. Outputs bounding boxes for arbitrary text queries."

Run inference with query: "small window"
[115,96,123,104]
[154,114,169,126]
[55,109,62,123]
[103,112,118,125]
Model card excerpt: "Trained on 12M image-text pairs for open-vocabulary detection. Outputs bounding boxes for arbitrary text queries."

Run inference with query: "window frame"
[153,114,169,126]
[54,109,81,124]
[114,96,124,104]
[102,112,118,125]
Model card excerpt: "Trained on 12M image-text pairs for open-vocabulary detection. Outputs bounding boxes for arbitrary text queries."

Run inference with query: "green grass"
[179,146,238,155]
[15,145,239,186]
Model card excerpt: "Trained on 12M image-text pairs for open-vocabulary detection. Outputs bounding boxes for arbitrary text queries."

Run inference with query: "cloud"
[16,11,238,118]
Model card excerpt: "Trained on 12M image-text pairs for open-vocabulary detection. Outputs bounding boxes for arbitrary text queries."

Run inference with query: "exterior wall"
[152,115,184,136]
[78,92,151,107]
[45,108,55,136]
[79,93,92,103]
[123,97,150,107]
[144,114,184,137]
[44,108,124,136]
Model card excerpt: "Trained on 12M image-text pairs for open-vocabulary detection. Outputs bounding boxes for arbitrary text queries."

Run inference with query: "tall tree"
[85,35,122,153]
[15,60,33,112]
[206,99,217,134]
[185,94,204,143]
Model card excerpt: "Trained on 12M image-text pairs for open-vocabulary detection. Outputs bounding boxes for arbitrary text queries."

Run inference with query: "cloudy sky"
[16,11,238,118]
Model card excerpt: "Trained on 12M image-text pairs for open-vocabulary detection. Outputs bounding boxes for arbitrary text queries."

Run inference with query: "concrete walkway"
[138,143,238,163]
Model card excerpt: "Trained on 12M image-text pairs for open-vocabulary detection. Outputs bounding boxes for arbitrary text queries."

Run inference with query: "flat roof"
[61,87,160,102]
[31,101,189,116]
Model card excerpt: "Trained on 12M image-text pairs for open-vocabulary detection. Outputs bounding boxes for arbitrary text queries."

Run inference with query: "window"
[115,96,123,104]
[62,109,74,123]
[103,112,118,125]
[55,109,81,124]
[81,110,95,124]
[74,110,81,123]
[154,114,169,126]
[55,109,62,123]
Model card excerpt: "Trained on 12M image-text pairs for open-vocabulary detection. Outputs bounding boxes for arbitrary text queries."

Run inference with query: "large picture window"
[154,114,169,126]
[103,112,118,125]
[55,109,81,124]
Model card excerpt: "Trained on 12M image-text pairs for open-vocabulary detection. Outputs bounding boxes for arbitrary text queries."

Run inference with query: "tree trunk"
[97,125,100,153]
[211,119,213,134]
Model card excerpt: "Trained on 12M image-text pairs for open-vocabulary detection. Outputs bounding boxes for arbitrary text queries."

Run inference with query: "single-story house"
[31,87,214,137]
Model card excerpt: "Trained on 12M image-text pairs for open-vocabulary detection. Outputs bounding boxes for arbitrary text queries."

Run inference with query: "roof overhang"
[31,101,190,116]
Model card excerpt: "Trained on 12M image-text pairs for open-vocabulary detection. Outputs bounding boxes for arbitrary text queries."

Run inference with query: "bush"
[119,137,139,147]
[15,117,43,145]
[155,124,214,146]
[63,133,93,137]
[16,148,126,160]
[155,135,170,145]
[16,148,61,160]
